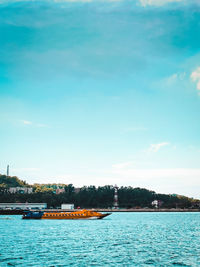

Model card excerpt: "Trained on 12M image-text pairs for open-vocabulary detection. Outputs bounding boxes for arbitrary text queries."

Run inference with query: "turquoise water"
[0,212,200,266]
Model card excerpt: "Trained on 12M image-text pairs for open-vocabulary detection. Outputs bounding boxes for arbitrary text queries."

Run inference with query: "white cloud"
[21,120,32,125]
[20,120,48,127]
[191,67,200,81]
[139,0,182,7]
[111,167,200,197]
[13,168,39,172]
[112,167,200,179]
[0,0,184,4]
[167,72,186,83]
[0,0,37,3]
[148,142,170,152]
[191,67,200,91]
[168,73,178,81]
[112,161,134,169]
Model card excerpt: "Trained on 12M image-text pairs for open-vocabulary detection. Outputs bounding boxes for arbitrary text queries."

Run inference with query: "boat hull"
[22,210,111,220]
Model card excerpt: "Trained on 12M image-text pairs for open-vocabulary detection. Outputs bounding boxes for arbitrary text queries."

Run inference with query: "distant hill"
[0,174,27,188]
[0,174,199,209]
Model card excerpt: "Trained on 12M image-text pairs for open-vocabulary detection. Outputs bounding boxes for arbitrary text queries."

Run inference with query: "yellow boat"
[22,209,111,220]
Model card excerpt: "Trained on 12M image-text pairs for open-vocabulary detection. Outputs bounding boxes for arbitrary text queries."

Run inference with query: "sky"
[0,0,200,198]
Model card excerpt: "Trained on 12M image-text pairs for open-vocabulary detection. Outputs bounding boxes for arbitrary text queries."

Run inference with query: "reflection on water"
[0,212,200,266]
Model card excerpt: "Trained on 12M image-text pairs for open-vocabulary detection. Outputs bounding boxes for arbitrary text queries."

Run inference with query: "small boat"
[22,209,111,220]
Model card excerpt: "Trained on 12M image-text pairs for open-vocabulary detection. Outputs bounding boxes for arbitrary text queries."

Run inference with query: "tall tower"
[113,184,119,209]
[7,165,9,176]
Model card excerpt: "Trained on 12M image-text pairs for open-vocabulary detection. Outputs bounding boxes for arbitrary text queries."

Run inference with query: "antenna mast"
[7,165,9,176]
[113,184,119,209]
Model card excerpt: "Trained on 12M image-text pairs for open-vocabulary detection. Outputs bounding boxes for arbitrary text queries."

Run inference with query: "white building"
[152,200,159,208]
[0,203,47,210]
[152,200,163,208]
[9,187,33,194]
[61,204,74,210]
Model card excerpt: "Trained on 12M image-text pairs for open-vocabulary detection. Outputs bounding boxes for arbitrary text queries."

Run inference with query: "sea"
[0,212,200,266]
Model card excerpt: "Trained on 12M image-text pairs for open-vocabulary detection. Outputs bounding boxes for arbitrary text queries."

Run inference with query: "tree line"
[0,174,198,209]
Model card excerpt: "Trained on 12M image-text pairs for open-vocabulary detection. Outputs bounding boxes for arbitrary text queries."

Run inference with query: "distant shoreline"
[94,208,200,212]
[0,208,200,215]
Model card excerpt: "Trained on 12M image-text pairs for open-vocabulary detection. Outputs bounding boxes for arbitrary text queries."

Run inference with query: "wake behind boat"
[22,209,111,220]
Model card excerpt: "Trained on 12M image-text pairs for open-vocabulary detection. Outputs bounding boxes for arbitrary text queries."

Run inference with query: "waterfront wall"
[1,208,200,215]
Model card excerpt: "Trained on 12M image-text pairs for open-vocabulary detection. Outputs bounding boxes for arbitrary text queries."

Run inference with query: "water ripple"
[0,213,200,266]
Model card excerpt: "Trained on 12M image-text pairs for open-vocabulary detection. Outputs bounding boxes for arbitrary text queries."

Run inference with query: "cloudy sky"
[0,0,200,198]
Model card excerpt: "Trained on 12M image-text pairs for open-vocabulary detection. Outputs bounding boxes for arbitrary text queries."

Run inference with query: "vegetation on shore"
[0,174,199,209]
[0,175,27,189]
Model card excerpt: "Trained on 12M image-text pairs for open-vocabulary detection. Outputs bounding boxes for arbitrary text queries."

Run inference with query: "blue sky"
[1,0,200,197]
